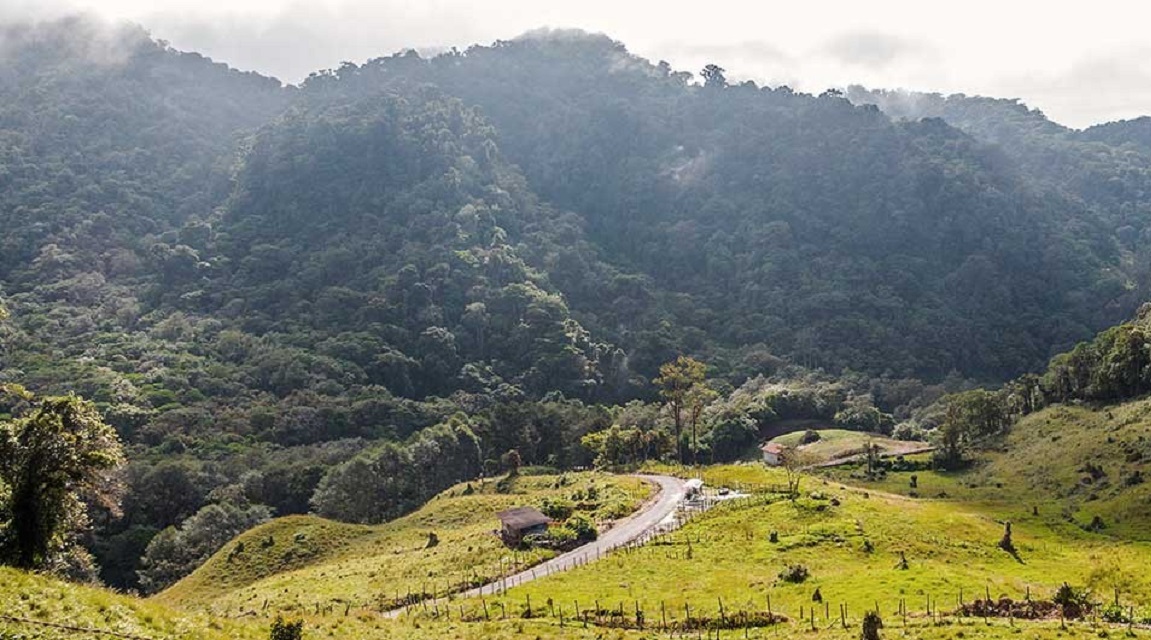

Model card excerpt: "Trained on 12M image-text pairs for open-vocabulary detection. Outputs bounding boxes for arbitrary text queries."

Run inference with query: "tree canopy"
[0,386,125,575]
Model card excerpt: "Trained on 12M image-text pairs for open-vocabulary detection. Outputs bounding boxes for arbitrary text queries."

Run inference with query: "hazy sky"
[15,0,1151,128]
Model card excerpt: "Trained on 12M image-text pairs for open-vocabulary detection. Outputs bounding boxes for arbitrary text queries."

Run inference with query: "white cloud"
[820,31,935,69]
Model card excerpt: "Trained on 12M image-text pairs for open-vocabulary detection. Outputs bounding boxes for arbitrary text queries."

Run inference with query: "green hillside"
[822,399,1151,541]
[466,465,1151,635]
[159,472,649,613]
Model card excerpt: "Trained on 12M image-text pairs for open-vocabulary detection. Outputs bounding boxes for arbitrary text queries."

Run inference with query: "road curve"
[385,474,686,616]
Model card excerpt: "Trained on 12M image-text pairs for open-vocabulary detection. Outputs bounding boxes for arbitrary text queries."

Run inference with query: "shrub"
[861,611,883,640]
[1099,603,1130,624]
[563,514,597,542]
[801,430,821,444]
[892,422,923,441]
[1053,583,1092,619]
[778,564,810,583]
[539,497,575,520]
[270,617,303,640]
[540,526,577,549]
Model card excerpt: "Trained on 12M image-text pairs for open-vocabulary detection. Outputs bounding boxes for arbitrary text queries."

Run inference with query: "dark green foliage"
[932,302,1151,467]
[1052,583,1092,619]
[861,610,883,640]
[538,497,575,521]
[778,563,810,583]
[562,514,597,542]
[270,616,304,640]
[136,501,271,593]
[310,414,481,524]
[932,389,1013,470]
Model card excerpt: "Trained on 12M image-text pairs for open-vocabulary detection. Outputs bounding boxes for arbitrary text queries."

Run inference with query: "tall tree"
[654,356,708,464]
[0,386,125,572]
[686,382,719,466]
[700,63,727,88]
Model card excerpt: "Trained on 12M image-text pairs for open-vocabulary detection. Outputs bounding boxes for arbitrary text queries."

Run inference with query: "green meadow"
[157,472,650,616]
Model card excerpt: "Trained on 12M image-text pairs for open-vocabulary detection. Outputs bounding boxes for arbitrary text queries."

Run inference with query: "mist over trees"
[4,17,1151,590]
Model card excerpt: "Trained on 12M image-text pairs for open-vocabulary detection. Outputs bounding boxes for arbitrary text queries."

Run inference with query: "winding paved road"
[385,474,686,616]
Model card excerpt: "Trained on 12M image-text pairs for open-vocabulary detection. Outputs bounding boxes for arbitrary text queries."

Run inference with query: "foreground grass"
[3,564,1129,640]
[158,472,651,618]
[0,565,658,639]
[0,566,264,640]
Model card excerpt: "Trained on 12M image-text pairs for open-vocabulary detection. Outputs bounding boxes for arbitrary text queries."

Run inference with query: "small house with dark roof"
[496,506,551,545]
[761,442,788,466]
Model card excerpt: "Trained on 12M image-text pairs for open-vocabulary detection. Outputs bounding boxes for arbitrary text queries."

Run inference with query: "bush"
[563,514,597,542]
[540,526,577,549]
[539,497,575,520]
[1099,603,1130,624]
[778,563,810,583]
[892,422,923,441]
[800,429,821,444]
[861,611,883,640]
[270,617,303,640]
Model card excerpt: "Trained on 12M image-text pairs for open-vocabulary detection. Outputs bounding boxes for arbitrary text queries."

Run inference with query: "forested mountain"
[325,35,1135,380]
[1081,116,1151,155]
[4,19,1151,590]
[845,87,1151,284]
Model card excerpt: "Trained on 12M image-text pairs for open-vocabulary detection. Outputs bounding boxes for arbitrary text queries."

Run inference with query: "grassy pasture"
[468,464,1151,637]
[770,428,923,464]
[157,472,650,617]
[820,399,1151,541]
